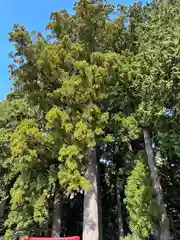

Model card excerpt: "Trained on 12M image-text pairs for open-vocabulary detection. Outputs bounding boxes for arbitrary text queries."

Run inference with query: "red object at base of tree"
[24,237,80,240]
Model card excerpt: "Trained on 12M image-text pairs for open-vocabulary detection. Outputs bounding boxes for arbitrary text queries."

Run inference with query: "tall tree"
[143,129,169,240]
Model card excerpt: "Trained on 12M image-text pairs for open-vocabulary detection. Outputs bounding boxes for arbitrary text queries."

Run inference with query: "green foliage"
[124,155,159,239]
[121,234,142,240]
[131,0,180,127]
[3,229,13,240]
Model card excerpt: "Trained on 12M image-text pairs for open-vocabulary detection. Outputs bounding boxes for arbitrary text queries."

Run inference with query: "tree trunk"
[0,199,6,228]
[143,129,170,240]
[51,191,63,238]
[82,148,102,240]
[116,172,124,239]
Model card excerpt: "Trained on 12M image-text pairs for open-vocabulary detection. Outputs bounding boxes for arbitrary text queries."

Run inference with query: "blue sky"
[0,0,143,101]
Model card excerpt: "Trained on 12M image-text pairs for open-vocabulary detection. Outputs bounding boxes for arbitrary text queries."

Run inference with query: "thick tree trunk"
[116,173,124,239]
[51,191,63,238]
[82,148,102,240]
[143,129,170,240]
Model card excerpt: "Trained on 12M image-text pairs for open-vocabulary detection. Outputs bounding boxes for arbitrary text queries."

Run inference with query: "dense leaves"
[125,155,159,239]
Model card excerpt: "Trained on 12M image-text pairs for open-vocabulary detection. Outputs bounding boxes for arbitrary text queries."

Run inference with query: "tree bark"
[51,191,63,238]
[0,199,5,228]
[116,172,124,239]
[82,148,102,240]
[143,129,170,240]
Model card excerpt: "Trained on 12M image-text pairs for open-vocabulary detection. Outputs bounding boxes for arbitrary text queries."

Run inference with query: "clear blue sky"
[0,0,143,101]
